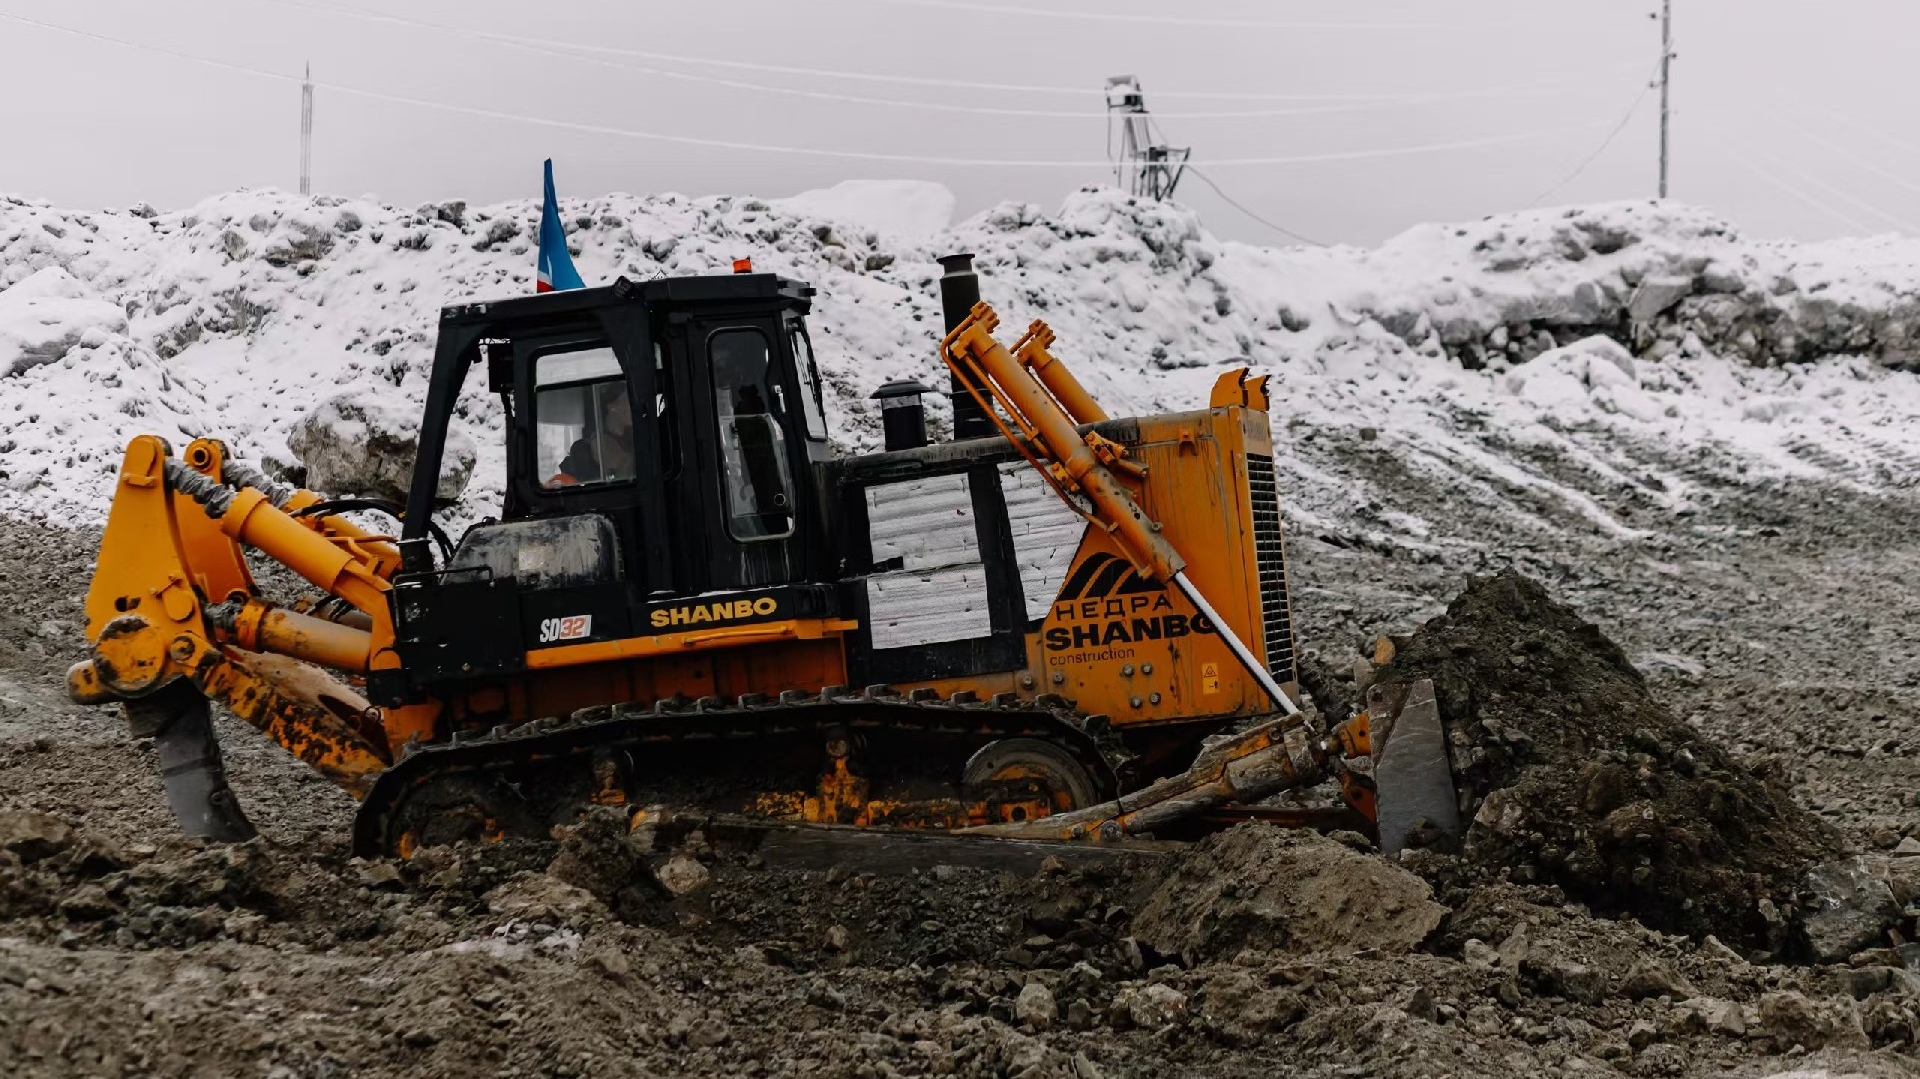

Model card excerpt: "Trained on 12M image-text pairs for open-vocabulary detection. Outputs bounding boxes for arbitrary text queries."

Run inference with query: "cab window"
[535,345,635,488]
[708,328,795,541]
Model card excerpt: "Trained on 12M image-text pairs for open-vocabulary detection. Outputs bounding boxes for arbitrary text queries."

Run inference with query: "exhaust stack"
[937,253,993,439]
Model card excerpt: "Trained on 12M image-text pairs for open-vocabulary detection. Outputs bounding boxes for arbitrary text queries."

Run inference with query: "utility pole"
[1657,0,1672,198]
[1105,76,1190,200]
[300,62,313,196]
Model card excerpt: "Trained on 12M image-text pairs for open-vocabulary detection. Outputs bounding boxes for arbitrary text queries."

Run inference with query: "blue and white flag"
[536,158,585,293]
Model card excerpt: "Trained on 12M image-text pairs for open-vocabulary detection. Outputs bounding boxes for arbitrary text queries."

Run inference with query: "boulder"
[0,811,76,863]
[653,852,711,897]
[0,267,129,378]
[1015,980,1057,1030]
[288,391,475,505]
[1798,856,1900,963]
[1113,983,1187,1029]
[1627,274,1693,323]
[1756,990,1868,1050]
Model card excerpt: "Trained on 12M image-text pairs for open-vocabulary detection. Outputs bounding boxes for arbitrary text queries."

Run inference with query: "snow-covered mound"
[4,182,1920,543]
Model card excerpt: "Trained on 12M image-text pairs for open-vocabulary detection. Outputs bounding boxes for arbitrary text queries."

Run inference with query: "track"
[352,686,1128,857]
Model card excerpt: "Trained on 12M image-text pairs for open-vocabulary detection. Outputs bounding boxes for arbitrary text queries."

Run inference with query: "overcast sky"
[0,0,1912,247]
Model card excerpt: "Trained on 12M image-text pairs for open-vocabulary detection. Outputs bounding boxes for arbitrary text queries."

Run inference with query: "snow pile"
[3,182,1920,541]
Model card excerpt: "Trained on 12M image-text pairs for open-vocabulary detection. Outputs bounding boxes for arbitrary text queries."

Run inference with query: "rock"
[355,860,402,888]
[1496,923,1532,969]
[1015,981,1057,1030]
[473,217,521,251]
[484,874,608,922]
[1756,990,1867,1049]
[1665,997,1746,1038]
[1842,965,1920,1000]
[1064,999,1094,1031]
[1627,275,1693,323]
[261,223,333,267]
[1462,938,1499,969]
[1115,983,1188,1029]
[1698,935,1747,964]
[288,391,476,505]
[1626,1018,1657,1051]
[1198,969,1305,1044]
[652,853,710,897]
[1524,957,1608,1005]
[0,268,129,378]
[1132,824,1445,962]
[1894,836,1920,856]
[1621,959,1692,1001]
[0,812,75,864]
[1798,856,1900,962]
[1698,264,1746,295]
[57,884,119,920]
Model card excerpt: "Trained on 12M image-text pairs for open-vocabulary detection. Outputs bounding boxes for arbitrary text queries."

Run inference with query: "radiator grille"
[1245,453,1296,684]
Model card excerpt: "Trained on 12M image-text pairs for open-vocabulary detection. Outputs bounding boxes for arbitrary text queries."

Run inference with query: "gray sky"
[0,0,1911,246]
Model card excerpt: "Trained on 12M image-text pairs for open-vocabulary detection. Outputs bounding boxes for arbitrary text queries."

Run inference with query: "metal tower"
[1105,76,1189,200]
[300,63,313,196]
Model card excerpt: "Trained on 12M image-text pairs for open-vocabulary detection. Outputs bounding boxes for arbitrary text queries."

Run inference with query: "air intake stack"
[937,253,994,440]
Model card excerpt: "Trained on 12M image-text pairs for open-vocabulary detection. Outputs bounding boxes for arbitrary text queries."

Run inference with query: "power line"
[1798,102,1920,163]
[1774,115,1920,201]
[1733,154,1874,235]
[249,0,1640,122]
[1526,63,1659,206]
[1184,167,1326,246]
[1756,151,1917,234]
[262,0,1633,104]
[830,0,1527,31]
[0,10,1616,170]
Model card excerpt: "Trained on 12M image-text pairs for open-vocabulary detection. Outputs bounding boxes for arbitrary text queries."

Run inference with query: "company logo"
[1055,551,1163,602]
[537,614,593,643]
[650,596,779,629]
[1042,552,1215,657]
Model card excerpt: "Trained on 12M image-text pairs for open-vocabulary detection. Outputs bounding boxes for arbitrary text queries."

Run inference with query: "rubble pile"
[1380,571,1851,952]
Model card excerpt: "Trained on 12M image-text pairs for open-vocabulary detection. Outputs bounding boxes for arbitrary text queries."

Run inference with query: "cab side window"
[535,345,636,488]
[708,328,795,540]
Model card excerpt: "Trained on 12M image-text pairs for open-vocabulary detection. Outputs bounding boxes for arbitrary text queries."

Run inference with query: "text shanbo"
[650,596,780,628]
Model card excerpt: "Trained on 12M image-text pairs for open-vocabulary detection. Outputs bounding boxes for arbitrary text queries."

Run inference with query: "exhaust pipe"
[937,253,994,440]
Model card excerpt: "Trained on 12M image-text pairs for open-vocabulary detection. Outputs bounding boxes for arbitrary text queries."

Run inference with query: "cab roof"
[437,272,815,329]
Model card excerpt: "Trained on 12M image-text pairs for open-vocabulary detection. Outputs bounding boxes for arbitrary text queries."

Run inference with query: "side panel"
[839,405,1297,731]
[997,463,1088,623]
[864,473,994,648]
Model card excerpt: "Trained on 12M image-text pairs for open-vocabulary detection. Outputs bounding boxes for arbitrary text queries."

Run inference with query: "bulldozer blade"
[1366,678,1461,856]
[636,811,1170,876]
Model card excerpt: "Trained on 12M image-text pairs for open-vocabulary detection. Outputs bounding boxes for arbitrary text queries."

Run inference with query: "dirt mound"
[1133,824,1446,963]
[1379,571,1846,952]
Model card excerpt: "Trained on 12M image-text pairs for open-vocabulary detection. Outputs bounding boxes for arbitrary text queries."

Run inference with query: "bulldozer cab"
[380,272,837,700]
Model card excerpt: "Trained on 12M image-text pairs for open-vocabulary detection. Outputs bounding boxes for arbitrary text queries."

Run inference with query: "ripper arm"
[67,435,402,803]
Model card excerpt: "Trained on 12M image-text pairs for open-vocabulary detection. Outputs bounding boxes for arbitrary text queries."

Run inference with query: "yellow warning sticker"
[1202,661,1220,695]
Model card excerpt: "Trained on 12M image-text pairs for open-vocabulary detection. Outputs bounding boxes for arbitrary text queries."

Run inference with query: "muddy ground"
[5,425,1920,1078]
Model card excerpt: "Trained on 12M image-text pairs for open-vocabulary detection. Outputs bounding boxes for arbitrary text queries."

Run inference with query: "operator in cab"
[547,388,635,486]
